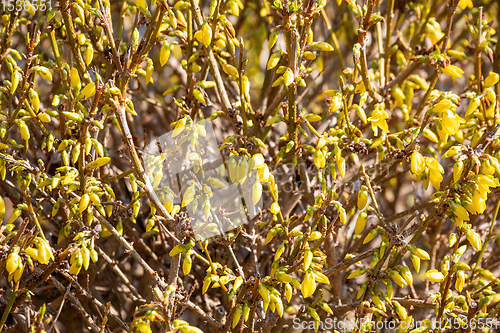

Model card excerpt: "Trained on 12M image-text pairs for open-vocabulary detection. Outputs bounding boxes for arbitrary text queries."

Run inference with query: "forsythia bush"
[1,0,500,331]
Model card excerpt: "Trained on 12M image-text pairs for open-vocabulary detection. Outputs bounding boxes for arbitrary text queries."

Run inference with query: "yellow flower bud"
[90,248,98,262]
[242,302,250,322]
[265,227,277,244]
[313,149,326,169]
[11,70,21,94]
[81,247,90,270]
[357,186,368,209]
[339,206,346,225]
[252,182,263,205]
[6,249,20,274]
[37,240,51,265]
[371,251,380,268]
[193,89,206,104]
[79,193,90,213]
[364,228,378,244]
[272,242,285,262]
[399,265,413,285]
[267,51,283,70]
[309,231,322,241]
[181,184,196,207]
[169,244,184,258]
[13,262,23,282]
[466,228,482,251]
[8,208,22,224]
[38,66,52,81]
[372,294,386,312]
[69,256,82,275]
[337,156,346,178]
[283,68,294,87]
[72,144,81,165]
[229,276,242,292]
[319,302,333,315]
[448,49,468,60]
[385,280,393,299]
[423,128,439,143]
[425,269,444,282]
[284,283,292,303]
[303,51,316,60]
[301,270,316,298]
[410,152,425,175]
[313,41,334,51]
[160,42,170,67]
[274,297,283,317]
[85,44,94,66]
[455,270,465,292]
[70,67,81,90]
[355,210,368,235]
[18,119,30,141]
[182,253,192,275]
[232,305,242,328]
[393,301,408,320]
[87,157,110,169]
[313,271,330,284]
[135,0,147,10]
[303,249,312,270]
[389,270,407,288]
[453,160,464,183]
[37,112,51,122]
[347,267,366,279]
[484,72,499,88]
[441,64,464,78]
[268,28,279,50]
[411,253,421,273]
[222,63,239,79]
[411,247,430,260]
[258,284,270,303]
[357,282,368,299]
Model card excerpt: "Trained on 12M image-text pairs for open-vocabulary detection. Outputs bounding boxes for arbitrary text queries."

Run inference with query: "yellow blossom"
[425,18,445,45]
[465,175,500,214]
[368,108,389,136]
[425,157,444,190]
[441,110,465,135]
[432,99,453,114]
